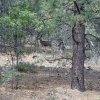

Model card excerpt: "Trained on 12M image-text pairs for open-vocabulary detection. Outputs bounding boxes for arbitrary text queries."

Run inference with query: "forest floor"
[0,52,100,100]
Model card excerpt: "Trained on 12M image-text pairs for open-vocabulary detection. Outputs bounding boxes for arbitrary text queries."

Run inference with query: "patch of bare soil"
[0,85,100,100]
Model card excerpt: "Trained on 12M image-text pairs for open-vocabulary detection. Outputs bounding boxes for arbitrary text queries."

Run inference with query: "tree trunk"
[71,0,85,92]
[14,34,19,65]
[71,22,85,91]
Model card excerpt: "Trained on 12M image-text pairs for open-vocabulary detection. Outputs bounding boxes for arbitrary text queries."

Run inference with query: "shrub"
[1,69,22,89]
[14,62,37,73]
[86,80,93,90]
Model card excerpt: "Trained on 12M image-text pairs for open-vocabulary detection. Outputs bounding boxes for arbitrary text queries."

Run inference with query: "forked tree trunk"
[71,22,85,91]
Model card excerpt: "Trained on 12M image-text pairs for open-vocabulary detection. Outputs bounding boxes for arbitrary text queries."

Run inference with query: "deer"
[37,34,52,51]
[39,38,52,47]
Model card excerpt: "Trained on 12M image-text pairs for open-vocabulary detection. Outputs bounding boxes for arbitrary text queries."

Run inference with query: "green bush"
[1,69,17,85]
[14,62,37,73]
[1,69,22,89]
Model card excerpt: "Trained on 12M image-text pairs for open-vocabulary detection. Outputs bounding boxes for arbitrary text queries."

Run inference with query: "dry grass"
[0,85,100,100]
[0,53,100,100]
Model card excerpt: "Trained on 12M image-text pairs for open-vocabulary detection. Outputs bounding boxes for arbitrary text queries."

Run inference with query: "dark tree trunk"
[71,22,85,91]
[71,1,85,91]
[14,34,19,65]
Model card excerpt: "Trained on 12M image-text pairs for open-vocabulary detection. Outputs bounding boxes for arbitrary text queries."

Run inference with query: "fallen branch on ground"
[45,56,72,62]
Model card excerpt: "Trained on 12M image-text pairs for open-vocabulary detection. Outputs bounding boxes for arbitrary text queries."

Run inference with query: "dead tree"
[57,38,65,50]
[57,38,65,56]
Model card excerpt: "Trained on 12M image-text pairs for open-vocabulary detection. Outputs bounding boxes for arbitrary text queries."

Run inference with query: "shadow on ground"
[5,65,100,92]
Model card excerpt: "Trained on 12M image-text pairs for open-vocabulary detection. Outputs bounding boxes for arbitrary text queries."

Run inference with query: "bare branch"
[74,1,81,14]
[45,57,72,62]
[86,34,100,41]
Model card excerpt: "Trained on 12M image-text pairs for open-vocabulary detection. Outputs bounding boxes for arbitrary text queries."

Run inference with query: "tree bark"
[71,0,85,92]
[71,22,85,91]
